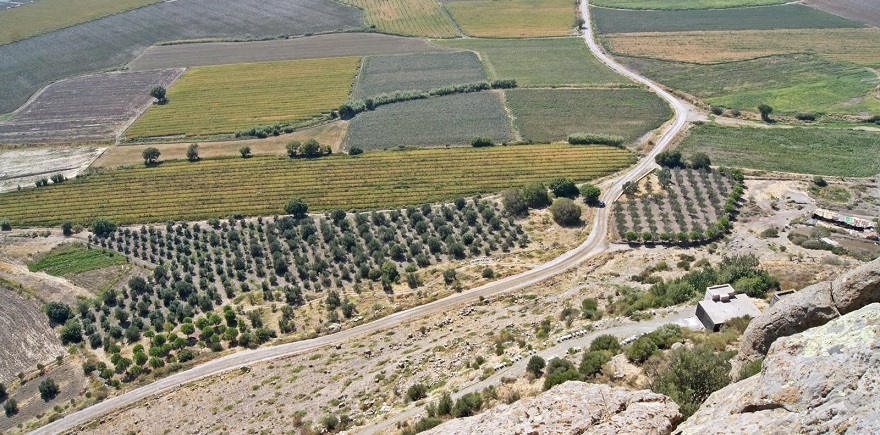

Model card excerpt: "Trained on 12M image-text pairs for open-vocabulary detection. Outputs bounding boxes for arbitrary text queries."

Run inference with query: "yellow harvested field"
[446,0,576,38]
[126,57,360,138]
[604,28,880,66]
[343,0,460,38]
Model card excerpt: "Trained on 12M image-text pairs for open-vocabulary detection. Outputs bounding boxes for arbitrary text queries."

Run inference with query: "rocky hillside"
[677,302,880,434]
[423,382,681,435]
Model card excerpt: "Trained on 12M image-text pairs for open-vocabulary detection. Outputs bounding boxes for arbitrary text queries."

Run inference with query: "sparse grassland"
[126,57,360,138]
[591,0,785,10]
[677,124,880,177]
[0,0,161,45]
[446,0,576,38]
[354,51,487,98]
[343,0,459,38]
[0,145,635,225]
[591,4,862,34]
[620,54,880,115]
[28,243,128,276]
[344,91,514,150]
[436,38,629,87]
[505,88,671,143]
[602,28,880,66]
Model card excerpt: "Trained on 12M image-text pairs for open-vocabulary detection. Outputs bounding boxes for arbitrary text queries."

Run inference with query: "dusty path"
[28,2,689,432]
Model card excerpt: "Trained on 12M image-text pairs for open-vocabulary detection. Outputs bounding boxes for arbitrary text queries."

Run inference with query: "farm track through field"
[25,0,689,432]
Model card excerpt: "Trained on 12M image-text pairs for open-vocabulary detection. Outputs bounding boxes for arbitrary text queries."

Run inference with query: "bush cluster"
[338,82,493,120]
[567,133,625,146]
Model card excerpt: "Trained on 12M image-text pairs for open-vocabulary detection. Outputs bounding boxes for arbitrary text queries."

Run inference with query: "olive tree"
[142,147,161,164]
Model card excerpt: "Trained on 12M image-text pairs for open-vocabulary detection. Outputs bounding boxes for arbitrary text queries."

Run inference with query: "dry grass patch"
[446,0,576,38]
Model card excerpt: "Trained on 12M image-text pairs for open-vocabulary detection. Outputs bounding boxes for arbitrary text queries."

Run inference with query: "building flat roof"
[698,294,761,325]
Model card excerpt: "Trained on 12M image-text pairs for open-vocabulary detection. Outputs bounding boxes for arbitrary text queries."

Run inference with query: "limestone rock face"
[423,382,681,435]
[677,303,880,435]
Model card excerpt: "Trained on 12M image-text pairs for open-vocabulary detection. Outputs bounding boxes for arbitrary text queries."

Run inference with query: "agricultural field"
[591,0,785,10]
[620,54,880,115]
[126,57,360,138]
[602,28,880,66]
[591,4,862,34]
[0,0,363,114]
[613,168,740,243]
[437,38,629,87]
[804,0,880,28]
[504,88,671,144]
[28,243,127,276]
[0,287,64,384]
[0,144,635,225]
[342,0,458,38]
[0,0,161,45]
[353,51,487,98]
[677,124,880,177]
[0,69,183,144]
[445,0,576,38]
[129,33,453,71]
[344,91,513,150]
[0,146,106,193]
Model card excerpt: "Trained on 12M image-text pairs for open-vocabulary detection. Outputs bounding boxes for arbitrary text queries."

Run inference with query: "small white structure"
[695,284,761,332]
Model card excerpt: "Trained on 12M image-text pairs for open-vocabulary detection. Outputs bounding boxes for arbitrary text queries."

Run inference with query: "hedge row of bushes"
[567,133,625,147]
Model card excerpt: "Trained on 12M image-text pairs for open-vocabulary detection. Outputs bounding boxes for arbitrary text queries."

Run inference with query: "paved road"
[30,2,688,433]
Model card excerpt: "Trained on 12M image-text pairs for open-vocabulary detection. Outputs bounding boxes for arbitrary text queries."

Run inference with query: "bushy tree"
[626,335,658,364]
[437,392,453,416]
[405,383,428,402]
[581,184,601,205]
[4,399,17,416]
[655,150,683,168]
[579,350,611,378]
[239,146,251,158]
[690,152,711,170]
[349,147,364,156]
[471,137,494,147]
[543,358,581,390]
[186,143,199,162]
[299,139,322,157]
[451,392,482,417]
[91,217,116,238]
[59,319,83,344]
[61,221,73,236]
[38,378,59,401]
[652,345,732,418]
[526,355,546,377]
[142,147,161,164]
[548,178,579,198]
[589,334,621,354]
[284,197,308,218]
[521,182,550,209]
[149,86,166,103]
[44,302,72,324]
[501,188,528,216]
[757,104,773,122]
[549,198,581,226]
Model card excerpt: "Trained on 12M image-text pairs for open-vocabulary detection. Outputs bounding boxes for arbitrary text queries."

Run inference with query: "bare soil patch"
[804,0,880,28]
[0,287,63,384]
[0,361,87,434]
[0,145,105,193]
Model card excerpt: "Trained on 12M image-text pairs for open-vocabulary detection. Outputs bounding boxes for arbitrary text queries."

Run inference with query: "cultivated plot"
[0,69,183,144]
[354,51,487,98]
[804,0,880,29]
[0,145,635,225]
[677,124,880,177]
[129,33,454,71]
[344,91,514,150]
[126,57,360,138]
[436,38,629,87]
[0,146,105,193]
[446,0,576,38]
[343,0,459,38]
[505,88,671,144]
[591,4,863,34]
[0,0,363,113]
[0,287,65,384]
[591,0,785,10]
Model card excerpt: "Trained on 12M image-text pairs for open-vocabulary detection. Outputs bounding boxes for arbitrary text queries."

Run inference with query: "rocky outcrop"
[677,303,880,434]
[735,257,880,373]
[423,382,681,435]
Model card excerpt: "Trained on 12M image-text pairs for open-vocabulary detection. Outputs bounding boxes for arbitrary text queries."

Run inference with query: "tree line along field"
[342,0,459,38]
[125,57,360,139]
[0,0,363,114]
[0,69,183,144]
[504,88,671,144]
[344,92,515,150]
[445,0,577,38]
[677,124,880,177]
[591,0,785,10]
[436,38,631,87]
[591,4,863,34]
[353,51,487,98]
[0,145,635,226]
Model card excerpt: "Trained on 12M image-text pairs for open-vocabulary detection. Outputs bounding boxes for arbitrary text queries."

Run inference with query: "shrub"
[739,357,763,380]
[521,182,550,209]
[526,355,546,377]
[239,146,252,158]
[581,184,601,205]
[39,378,59,401]
[501,188,528,216]
[50,173,66,184]
[652,345,732,418]
[567,133,624,146]
[548,178,579,198]
[406,383,428,402]
[655,150,684,168]
[471,137,494,148]
[812,175,827,187]
[4,399,17,417]
[44,302,72,324]
[186,143,200,161]
[579,350,610,378]
[710,106,724,115]
[34,177,49,187]
[349,147,364,156]
[759,227,778,238]
[543,358,581,390]
[690,152,711,170]
[625,335,658,364]
[490,79,517,89]
[795,112,816,121]
[59,319,83,344]
[589,334,620,354]
[0,218,10,231]
[437,392,453,416]
[758,104,773,122]
[451,392,482,417]
[91,217,117,237]
[481,267,495,279]
[549,198,581,226]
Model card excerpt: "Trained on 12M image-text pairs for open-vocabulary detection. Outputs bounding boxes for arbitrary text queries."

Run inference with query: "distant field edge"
[590,0,787,11]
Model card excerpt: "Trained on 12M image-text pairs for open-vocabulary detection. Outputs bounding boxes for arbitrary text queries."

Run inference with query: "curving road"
[30,2,687,433]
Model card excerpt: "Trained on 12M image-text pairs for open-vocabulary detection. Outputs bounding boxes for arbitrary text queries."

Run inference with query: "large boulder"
[423,382,681,435]
[677,303,880,434]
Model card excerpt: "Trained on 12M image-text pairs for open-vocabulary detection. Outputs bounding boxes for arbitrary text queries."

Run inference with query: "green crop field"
[437,38,629,87]
[0,145,635,225]
[677,124,880,177]
[620,54,880,116]
[505,88,671,143]
[28,243,127,276]
[0,0,161,45]
[591,4,862,34]
[591,0,785,10]
[354,51,487,98]
[446,0,576,38]
[343,0,459,38]
[345,91,514,150]
[126,57,360,138]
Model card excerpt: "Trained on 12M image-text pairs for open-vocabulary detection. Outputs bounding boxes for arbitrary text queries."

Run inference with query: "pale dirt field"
[0,145,106,192]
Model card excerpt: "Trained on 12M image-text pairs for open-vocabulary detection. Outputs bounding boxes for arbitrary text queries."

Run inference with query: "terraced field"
[677,124,880,177]
[446,0,576,38]
[354,51,487,98]
[437,38,629,87]
[591,0,785,9]
[344,91,514,150]
[505,88,671,144]
[0,0,363,113]
[126,57,360,138]
[0,145,636,225]
[343,0,458,38]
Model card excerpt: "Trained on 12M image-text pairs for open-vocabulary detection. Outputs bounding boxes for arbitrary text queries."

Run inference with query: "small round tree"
[548,178,579,199]
[149,86,167,104]
[284,197,308,218]
[581,184,601,205]
[526,355,546,377]
[239,146,251,158]
[142,147,161,164]
[549,198,581,226]
[757,104,773,122]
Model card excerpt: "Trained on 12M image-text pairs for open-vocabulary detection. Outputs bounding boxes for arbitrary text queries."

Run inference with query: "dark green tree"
[284,198,308,218]
[149,86,167,103]
[4,399,17,417]
[526,355,546,377]
[91,217,116,237]
[655,150,683,168]
[549,198,581,226]
[186,143,200,162]
[581,184,601,205]
[548,178,579,198]
[239,146,251,158]
[522,182,550,208]
[690,152,711,170]
[652,345,732,418]
[38,378,59,401]
[142,147,161,164]
[589,334,621,353]
[44,302,72,324]
[757,104,773,122]
[579,350,611,378]
[501,188,528,216]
